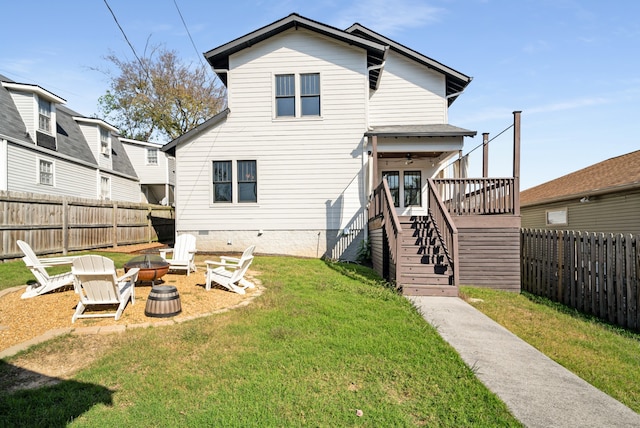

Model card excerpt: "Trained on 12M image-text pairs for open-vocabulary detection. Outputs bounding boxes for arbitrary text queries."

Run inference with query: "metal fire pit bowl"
[124,254,170,285]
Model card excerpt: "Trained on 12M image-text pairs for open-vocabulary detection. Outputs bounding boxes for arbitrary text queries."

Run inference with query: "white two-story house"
[120,138,175,205]
[164,12,475,259]
[0,74,140,202]
[164,14,522,294]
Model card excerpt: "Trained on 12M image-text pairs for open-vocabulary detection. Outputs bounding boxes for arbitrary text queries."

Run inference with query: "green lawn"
[1,257,520,427]
[462,286,640,414]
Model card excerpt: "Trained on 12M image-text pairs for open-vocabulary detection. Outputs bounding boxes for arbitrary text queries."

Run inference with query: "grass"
[1,257,520,427]
[0,251,134,292]
[462,286,640,414]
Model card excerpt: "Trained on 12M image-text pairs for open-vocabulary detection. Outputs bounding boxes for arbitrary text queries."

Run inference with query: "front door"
[382,170,425,215]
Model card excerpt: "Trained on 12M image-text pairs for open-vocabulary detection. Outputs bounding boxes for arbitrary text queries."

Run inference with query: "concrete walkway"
[408,296,640,428]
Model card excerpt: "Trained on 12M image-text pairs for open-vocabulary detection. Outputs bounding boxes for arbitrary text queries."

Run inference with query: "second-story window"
[38,98,52,133]
[300,73,320,116]
[100,128,110,156]
[275,74,295,117]
[147,148,158,165]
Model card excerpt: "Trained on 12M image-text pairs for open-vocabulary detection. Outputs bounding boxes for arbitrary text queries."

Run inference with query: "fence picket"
[521,228,639,332]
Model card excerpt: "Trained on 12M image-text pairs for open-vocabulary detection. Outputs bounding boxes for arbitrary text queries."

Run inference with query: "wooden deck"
[369,178,521,295]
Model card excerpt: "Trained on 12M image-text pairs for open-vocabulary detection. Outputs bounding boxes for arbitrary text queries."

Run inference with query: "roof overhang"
[72,116,119,133]
[346,24,473,105]
[1,81,66,104]
[162,108,230,154]
[205,13,388,89]
[365,124,477,138]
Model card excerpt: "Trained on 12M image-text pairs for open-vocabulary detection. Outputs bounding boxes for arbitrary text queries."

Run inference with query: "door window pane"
[383,171,400,207]
[404,171,421,206]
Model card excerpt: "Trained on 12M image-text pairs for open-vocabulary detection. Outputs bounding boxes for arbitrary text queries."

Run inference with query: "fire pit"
[124,254,170,285]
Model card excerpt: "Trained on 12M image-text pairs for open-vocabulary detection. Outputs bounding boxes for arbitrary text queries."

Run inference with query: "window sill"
[272,116,323,123]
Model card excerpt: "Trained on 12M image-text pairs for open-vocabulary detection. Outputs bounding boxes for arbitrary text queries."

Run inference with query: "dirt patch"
[0,252,261,392]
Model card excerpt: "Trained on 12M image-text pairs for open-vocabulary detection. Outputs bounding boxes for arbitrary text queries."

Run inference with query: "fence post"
[62,197,68,255]
[112,202,118,249]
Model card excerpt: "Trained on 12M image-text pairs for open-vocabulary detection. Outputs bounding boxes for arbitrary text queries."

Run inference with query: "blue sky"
[1,0,638,190]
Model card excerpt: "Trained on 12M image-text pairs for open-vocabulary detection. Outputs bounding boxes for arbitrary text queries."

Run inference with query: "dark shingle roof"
[365,124,476,137]
[520,150,640,206]
[0,74,32,143]
[55,105,98,164]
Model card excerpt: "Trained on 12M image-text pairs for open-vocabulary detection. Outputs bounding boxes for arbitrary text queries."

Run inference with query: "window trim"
[38,97,52,134]
[100,128,111,156]
[37,158,54,186]
[146,147,159,165]
[546,208,568,226]
[273,72,322,120]
[211,159,258,205]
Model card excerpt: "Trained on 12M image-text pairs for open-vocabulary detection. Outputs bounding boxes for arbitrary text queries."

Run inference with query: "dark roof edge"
[162,108,230,152]
[205,13,386,65]
[521,181,640,207]
[365,130,477,138]
[345,23,472,84]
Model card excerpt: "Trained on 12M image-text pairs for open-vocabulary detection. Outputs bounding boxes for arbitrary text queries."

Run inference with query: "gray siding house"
[120,138,175,205]
[521,150,640,235]
[0,75,140,202]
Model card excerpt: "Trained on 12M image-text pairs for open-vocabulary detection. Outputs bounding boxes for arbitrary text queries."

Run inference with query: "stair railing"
[432,178,516,215]
[370,179,403,268]
[427,178,459,287]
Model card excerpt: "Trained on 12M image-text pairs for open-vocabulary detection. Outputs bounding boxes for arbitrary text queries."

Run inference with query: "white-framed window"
[274,73,321,118]
[38,98,52,133]
[546,208,567,226]
[147,148,158,165]
[100,128,110,156]
[100,176,111,200]
[212,160,257,204]
[38,159,54,186]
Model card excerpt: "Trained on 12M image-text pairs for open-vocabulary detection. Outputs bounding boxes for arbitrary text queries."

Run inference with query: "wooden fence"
[521,228,639,330]
[0,191,175,260]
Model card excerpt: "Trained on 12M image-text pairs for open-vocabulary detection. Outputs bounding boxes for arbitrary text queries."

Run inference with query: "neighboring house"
[164,14,521,294]
[120,138,175,205]
[521,150,640,234]
[0,75,140,202]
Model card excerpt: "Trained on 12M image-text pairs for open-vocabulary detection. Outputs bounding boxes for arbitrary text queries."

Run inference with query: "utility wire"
[443,122,514,171]
[173,0,207,69]
[103,0,152,83]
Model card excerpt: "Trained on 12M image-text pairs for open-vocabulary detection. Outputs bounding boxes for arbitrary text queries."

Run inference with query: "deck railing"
[433,178,516,215]
[427,179,459,286]
[369,179,403,267]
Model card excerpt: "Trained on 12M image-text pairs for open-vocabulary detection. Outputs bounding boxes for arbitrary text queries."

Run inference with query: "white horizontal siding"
[369,50,447,126]
[8,91,36,137]
[121,142,168,184]
[176,28,369,234]
[109,173,141,203]
[7,144,96,197]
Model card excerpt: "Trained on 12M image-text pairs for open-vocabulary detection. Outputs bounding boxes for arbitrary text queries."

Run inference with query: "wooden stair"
[397,215,457,296]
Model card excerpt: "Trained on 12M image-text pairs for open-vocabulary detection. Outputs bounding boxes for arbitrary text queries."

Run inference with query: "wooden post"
[513,111,521,215]
[62,197,68,255]
[112,203,118,248]
[371,135,378,186]
[482,132,489,177]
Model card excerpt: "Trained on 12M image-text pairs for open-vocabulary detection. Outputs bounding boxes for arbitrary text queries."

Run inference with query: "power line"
[102,0,152,83]
[173,0,207,69]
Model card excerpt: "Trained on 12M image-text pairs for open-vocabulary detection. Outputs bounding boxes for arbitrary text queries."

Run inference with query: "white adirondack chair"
[205,246,255,294]
[17,240,77,299]
[71,255,138,323]
[159,234,197,276]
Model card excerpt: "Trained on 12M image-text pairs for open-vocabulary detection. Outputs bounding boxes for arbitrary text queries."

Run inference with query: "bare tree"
[98,46,225,142]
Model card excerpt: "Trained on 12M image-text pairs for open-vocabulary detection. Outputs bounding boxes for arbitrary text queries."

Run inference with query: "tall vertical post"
[371,135,378,186]
[513,111,521,215]
[482,132,489,177]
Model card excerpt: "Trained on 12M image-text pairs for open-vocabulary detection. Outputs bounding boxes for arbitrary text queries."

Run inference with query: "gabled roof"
[162,108,230,154]
[520,150,640,207]
[365,124,476,138]
[345,24,472,105]
[204,13,388,89]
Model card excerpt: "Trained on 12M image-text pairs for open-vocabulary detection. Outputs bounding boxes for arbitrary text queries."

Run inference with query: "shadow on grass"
[0,360,113,426]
